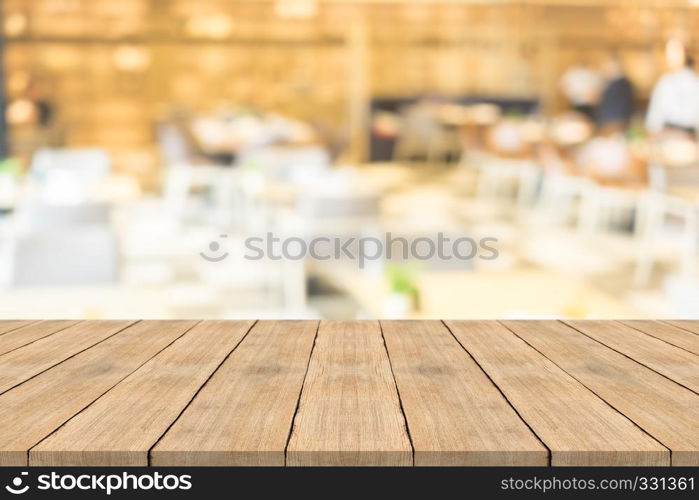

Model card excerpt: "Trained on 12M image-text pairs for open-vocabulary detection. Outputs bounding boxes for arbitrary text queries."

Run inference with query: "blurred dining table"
[317,266,646,320]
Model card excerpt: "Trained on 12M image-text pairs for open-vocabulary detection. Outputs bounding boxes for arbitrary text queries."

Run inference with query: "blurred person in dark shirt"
[596,54,634,133]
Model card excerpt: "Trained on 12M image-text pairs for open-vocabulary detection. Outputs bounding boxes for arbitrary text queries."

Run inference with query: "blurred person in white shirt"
[646,39,699,138]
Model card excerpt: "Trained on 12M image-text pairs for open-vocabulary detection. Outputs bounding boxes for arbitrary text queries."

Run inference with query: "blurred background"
[1,0,699,320]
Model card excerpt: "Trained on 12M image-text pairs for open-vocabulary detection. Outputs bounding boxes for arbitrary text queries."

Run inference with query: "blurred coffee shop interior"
[2,0,699,320]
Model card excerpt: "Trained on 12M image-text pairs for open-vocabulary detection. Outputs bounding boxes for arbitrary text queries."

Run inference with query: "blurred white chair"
[10,203,118,287]
[31,148,111,180]
[294,166,381,220]
[12,226,119,286]
[574,137,645,236]
[298,194,380,219]
[157,120,237,221]
[238,146,329,182]
[537,173,593,225]
[475,155,541,206]
[634,164,699,286]
[18,202,111,231]
[577,184,640,235]
[30,148,111,205]
[393,100,452,165]
[10,149,119,286]
[475,120,542,205]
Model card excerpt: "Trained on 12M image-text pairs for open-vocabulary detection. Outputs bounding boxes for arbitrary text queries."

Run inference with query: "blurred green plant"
[243,159,262,171]
[503,107,526,121]
[385,262,420,309]
[0,158,22,177]
[627,120,646,142]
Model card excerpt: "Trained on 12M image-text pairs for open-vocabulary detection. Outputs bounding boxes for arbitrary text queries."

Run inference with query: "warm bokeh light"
[3,11,27,37]
[185,13,235,39]
[113,45,151,72]
[6,99,37,125]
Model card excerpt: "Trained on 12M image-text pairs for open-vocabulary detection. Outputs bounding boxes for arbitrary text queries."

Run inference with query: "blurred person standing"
[596,54,634,133]
[560,60,603,119]
[646,39,699,138]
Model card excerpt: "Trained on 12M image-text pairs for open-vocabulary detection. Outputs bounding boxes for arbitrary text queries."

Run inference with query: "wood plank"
[0,320,37,336]
[445,321,668,466]
[503,320,699,466]
[151,320,318,466]
[565,321,699,394]
[287,321,412,466]
[622,320,699,356]
[664,321,699,337]
[380,320,548,466]
[31,320,255,466]
[0,320,82,356]
[0,320,135,395]
[0,320,197,466]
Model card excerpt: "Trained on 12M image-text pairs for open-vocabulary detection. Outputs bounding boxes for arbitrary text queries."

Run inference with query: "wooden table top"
[0,319,698,467]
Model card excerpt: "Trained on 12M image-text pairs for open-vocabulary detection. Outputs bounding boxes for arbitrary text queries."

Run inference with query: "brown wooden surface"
[565,320,699,394]
[0,320,196,466]
[287,321,412,466]
[445,321,668,466]
[151,320,318,466]
[664,321,699,337]
[31,321,254,466]
[381,320,548,466]
[621,320,699,356]
[0,320,136,395]
[0,320,38,336]
[0,320,80,356]
[0,320,697,466]
[503,320,699,466]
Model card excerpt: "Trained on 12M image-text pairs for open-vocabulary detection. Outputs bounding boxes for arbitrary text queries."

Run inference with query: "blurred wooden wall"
[3,0,699,175]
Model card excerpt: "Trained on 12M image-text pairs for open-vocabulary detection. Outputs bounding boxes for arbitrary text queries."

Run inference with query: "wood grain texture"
[31,320,255,466]
[0,321,81,356]
[381,320,548,466]
[664,321,699,337]
[565,321,699,394]
[0,319,696,467]
[0,320,135,395]
[0,321,38,336]
[287,321,412,466]
[622,321,699,356]
[151,320,318,466]
[0,320,196,466]
[503,320,699,466]
[445,321,668,466]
